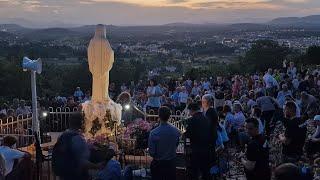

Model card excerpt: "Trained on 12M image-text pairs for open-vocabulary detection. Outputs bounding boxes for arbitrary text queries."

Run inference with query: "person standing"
[146,79,163,114]
[277,84,292,108]
[178,86,189,110]
[287,62,297,79]
[148,106,180,180]
[185,103,212,180]
[279,101,307,163]
[240,118,271,180]
[202,94,218,168]
[52,113,102,180]
[256,91,278,137]
[73,87,84,102]
[263,68,278,97]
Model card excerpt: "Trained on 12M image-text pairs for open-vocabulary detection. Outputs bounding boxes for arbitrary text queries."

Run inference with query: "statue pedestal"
[82,99,122,138]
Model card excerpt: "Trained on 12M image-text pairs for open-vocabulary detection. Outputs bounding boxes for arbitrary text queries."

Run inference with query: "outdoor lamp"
[124,104,130,110]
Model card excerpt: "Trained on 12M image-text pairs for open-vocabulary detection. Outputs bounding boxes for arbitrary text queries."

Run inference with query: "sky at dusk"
[0,0,319,25]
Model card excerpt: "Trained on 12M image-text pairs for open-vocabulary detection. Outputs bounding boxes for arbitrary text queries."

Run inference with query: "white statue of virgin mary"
[82,24,122,138]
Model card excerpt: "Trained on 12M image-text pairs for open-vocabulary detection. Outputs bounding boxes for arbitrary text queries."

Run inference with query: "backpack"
[52,131,79,177]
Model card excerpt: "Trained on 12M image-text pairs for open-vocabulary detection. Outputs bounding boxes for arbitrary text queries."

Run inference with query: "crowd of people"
[0,62,320,179]
[140,62,320,180]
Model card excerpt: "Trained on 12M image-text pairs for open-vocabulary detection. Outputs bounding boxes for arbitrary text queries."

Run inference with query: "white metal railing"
[0,113,32,135]
[45,107,79,132]
[0,106,188,135]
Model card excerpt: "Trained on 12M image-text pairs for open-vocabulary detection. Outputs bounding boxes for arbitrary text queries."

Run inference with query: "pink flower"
[123,118,152,138]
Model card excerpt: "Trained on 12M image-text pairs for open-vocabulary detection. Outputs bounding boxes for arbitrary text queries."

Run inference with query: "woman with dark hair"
[146,79,163,114]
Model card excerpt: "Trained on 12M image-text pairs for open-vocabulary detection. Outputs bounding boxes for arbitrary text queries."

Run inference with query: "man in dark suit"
[202,94,218,165]
[185,103,212,180]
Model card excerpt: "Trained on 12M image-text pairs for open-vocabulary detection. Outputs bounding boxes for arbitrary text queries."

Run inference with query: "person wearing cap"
[305,115,320,157]
[185,102,212,180]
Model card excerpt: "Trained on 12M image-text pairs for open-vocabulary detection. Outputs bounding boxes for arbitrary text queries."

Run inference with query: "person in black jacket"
[202,94,218,166]
[185,103,212,180]
[240,118,271,180]
[279,101,307,163]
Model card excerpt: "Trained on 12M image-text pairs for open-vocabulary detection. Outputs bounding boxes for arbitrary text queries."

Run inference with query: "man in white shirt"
[0,136,32,179]
[263,68,278,96]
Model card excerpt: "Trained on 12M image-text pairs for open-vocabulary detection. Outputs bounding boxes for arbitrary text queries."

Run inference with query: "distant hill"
[163,23,200,27]
[24,28,84,40]
[0,18,80,28]
[1,14,320,41]
[228,23,271,31]
[0,24,31,34]
[270,15,320,25]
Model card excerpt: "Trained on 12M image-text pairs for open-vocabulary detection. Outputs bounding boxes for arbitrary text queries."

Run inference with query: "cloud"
[167,0,189,3]
[0,0,319,25]
[190,1,282,9]
[24,0,41,4]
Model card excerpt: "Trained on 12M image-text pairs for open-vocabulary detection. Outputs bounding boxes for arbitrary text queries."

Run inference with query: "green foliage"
[243,40,290,72]
[185,62,242,80]
[0,56,149,101]
[305,46,320,64]
[162,41,235,56]
[0,57,31,99]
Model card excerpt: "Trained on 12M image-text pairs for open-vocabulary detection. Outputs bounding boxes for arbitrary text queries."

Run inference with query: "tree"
[243,40,290,72]
[305,46,320,65]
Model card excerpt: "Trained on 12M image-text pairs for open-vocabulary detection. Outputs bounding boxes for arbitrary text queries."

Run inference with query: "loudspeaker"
[22,57,42,74]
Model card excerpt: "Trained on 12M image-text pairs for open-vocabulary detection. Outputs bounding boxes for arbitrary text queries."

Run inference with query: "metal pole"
[31,71,41,143]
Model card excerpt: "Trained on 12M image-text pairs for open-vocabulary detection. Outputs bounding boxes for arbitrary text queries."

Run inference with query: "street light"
[22,57,42,143]
[41,111,48,118]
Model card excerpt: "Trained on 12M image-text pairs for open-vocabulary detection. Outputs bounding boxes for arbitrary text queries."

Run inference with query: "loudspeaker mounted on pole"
[22,57,42,143]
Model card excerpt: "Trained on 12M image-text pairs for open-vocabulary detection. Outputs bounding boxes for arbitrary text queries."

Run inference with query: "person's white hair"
[202,94,214,105]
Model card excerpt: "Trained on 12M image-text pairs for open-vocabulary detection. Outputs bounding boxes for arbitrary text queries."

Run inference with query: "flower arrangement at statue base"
[82,99,122,138]
[82,99,122,163]
[120,118,153,155]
